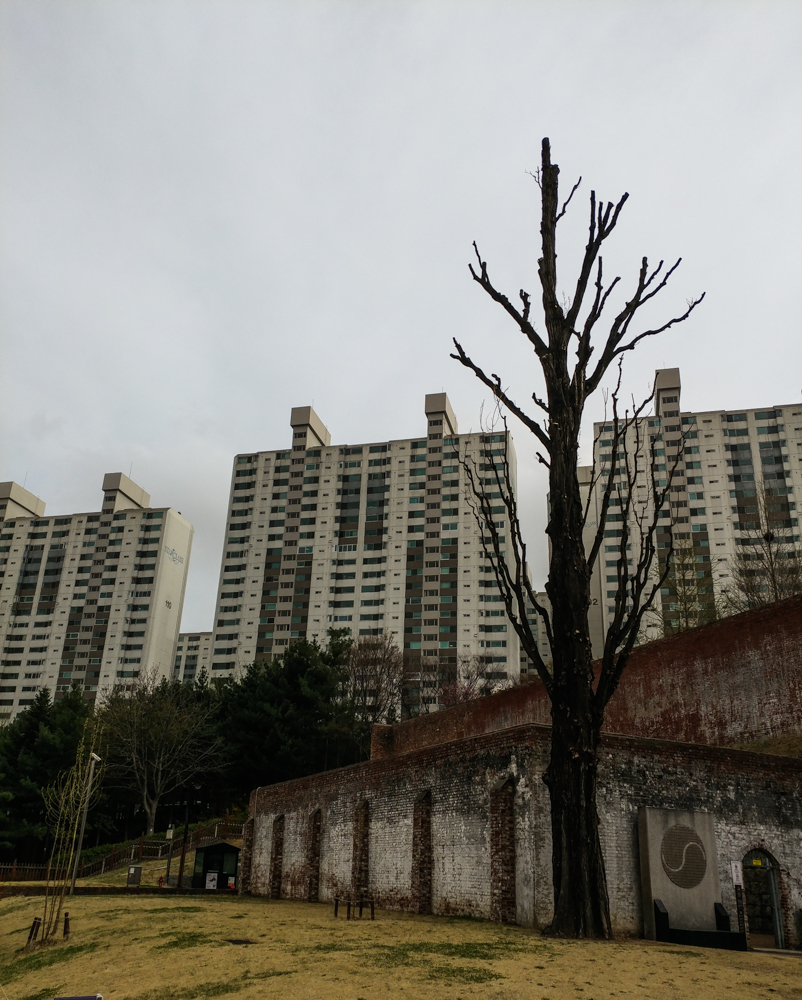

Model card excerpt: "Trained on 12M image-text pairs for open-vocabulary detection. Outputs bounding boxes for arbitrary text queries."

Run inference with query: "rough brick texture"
[268,815,284,898]
[307,809,322,902]
[411,791,432,914]
[245,724,802,943]
[490,778,516,923]
[370,595,802,759]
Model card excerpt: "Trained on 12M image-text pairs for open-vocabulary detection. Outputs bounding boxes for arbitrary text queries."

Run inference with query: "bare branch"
[468,242,549,356]
[451,338,552,452]
[555,175,582,223]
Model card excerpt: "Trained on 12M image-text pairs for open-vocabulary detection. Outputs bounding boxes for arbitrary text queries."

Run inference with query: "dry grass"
[1,894,800,1000]
[74,849,201,887]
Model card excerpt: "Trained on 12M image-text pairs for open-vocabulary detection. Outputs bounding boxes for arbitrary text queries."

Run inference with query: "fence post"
[139,835,144,862]
[11,858,16,881]
[224,813,229,839]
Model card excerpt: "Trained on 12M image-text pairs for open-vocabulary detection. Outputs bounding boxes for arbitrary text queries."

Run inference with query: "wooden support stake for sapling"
[346,900,351,921]
[26,916,41,950]
[370,899,375,921]
[63,911,71,939]
[334,897,339,918]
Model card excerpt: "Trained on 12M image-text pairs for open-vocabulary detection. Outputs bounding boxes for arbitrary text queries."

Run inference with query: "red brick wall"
[371,595,802,758]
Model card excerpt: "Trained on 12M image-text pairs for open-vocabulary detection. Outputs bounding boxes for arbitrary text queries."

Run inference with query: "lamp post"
[176,798,190,890]
[176,784,201,890]
[70,752,101,895]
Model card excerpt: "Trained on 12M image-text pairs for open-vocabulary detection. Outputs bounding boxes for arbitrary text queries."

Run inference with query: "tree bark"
[544,406,611,936]
[545,695,610,935]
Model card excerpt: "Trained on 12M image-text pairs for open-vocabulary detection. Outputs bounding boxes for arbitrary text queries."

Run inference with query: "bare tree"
[725,479,802,611]
[345,632,404,753]
[646,540,721,637]
[451,138,704,937]
[98,671,225,834]
[40,724,103,943]
[439,653,511,707]
[401,649,513,715]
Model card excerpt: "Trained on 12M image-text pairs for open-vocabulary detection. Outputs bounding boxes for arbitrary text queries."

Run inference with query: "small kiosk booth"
[192,841,241,891]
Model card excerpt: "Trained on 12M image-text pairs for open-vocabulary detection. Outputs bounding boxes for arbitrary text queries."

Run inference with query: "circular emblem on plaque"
[660,825,707,888]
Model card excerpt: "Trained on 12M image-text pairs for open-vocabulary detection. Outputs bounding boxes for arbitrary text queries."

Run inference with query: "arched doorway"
[412,790,433,915]
[352,800,370,900]
[490,778,516,924]
[743,849,784,949]
[269,815,284,899]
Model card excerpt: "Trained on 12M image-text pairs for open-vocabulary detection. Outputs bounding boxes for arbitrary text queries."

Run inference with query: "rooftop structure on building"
[0,474,193,722]
[582,368,802,654]
[208,394,529,706]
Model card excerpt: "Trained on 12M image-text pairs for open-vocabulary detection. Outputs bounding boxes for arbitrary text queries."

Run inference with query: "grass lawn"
[1,894,800,1000]
[73,849,202,888]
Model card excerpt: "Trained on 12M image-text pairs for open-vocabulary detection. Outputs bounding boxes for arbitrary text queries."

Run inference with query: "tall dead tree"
[452,138,704,938]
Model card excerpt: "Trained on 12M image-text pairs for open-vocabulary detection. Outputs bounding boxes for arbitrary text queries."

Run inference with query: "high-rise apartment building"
[0,474,193,722]
[583,368,802,653]
[173,631,213,684]
[207,394,523,698]
[519,589,553,678]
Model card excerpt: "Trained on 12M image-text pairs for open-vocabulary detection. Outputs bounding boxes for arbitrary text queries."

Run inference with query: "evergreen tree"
[0,685,91,860]
[215,631,354,803]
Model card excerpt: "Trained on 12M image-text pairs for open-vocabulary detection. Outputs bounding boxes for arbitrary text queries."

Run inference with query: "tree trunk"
[143,797,157,836]
[545,700,610,937]
[544,394,611,937]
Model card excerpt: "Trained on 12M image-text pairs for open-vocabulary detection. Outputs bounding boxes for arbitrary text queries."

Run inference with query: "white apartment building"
[0,474,193,722]
[519,589,553,678]
[173,631,213,684]
[583,368,802,653]
[207,394,524,698]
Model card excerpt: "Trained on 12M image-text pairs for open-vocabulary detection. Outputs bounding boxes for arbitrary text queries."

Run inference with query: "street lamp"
[69,752,101,895]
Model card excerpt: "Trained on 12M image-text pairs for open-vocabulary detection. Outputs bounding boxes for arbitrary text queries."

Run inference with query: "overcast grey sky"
[2,1,801,632]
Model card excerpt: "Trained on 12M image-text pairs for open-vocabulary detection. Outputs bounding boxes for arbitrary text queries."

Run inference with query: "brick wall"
[371,595,802,759]
[246,724,802,942]
[411,790,432,914]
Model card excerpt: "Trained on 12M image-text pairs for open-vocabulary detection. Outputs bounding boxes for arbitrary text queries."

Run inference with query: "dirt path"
[1,894,800,1000]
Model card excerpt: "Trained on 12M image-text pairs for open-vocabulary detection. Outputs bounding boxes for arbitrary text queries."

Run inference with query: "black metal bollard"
[346,899,351,921]
[63,911,71,939]
[370,899,375,921]
[26,916,41,950]
[334,897,339,918]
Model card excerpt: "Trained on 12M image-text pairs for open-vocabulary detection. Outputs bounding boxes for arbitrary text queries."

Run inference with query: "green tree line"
[0,629,381,863]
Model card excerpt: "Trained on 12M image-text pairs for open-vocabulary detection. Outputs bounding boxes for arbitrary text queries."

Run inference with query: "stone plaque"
[638,807,722,939]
